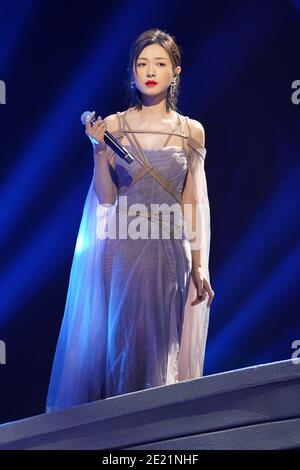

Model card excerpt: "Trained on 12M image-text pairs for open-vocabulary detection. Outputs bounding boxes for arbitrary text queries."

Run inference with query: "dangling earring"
[170,78,177,102]
[131,81,135,89]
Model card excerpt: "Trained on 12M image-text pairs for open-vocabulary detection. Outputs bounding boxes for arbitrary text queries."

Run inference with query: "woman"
[45,28,214,413]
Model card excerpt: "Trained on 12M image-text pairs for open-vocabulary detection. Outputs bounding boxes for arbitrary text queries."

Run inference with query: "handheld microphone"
[81,111,134,164]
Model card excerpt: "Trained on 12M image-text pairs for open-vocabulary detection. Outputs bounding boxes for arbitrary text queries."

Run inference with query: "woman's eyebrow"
[137,57,168,60]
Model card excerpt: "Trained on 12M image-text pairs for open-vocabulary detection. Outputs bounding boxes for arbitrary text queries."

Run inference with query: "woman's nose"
[147,67,156,76]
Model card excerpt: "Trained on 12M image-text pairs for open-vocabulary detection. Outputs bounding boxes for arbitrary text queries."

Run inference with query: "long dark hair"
[126,28,183,113]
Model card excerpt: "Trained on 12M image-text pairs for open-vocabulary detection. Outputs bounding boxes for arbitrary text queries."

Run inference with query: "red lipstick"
[145,80,158,86]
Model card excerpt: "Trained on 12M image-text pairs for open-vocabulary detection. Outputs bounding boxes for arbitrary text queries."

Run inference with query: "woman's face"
[133,44,181,98]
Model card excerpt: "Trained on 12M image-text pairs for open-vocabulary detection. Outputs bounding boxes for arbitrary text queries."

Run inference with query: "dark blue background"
[0,0,299,425]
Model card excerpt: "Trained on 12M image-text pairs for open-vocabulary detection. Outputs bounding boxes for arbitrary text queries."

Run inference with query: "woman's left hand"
[191,267,215,307]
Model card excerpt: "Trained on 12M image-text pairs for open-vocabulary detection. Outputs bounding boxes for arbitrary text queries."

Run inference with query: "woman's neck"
[133,104,175,125]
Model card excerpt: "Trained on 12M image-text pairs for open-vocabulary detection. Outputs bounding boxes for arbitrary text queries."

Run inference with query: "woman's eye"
[137,63,165,67]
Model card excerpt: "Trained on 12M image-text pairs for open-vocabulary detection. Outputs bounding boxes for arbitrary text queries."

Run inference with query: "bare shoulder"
[104,107,131,131]
[103,113,119,132]
[188,118,205,147]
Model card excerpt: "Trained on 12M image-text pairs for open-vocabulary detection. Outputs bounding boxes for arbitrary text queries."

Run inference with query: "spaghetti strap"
[159,113,181,147]
[180,114,185,148]
[116,111,122,133]
[185,116,192,139]
[123,112,150,165]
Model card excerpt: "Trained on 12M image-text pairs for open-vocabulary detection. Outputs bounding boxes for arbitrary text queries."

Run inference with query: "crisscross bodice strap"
[114,110,183,204]
[111,110,207,204]
[112,112,207,162]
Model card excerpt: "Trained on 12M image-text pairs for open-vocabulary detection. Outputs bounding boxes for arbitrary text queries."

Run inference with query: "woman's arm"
[181,119,214,307]
[181,168,203,270]
[92,114,118,206]
[181,119,205,270]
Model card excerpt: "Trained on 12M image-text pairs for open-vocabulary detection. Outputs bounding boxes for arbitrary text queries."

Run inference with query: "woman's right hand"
[85,111,107,153]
